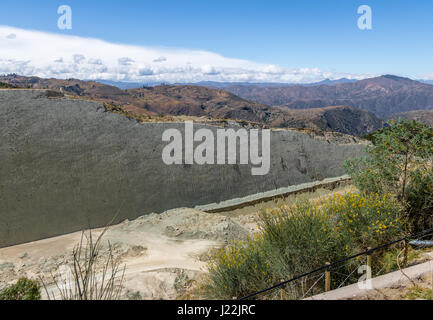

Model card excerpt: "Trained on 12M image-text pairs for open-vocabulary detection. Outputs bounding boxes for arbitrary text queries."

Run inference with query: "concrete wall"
[0,90,367,247]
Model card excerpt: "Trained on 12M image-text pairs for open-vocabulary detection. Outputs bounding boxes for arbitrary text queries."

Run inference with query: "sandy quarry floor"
[0,208,249,299]
[0,185,355,300]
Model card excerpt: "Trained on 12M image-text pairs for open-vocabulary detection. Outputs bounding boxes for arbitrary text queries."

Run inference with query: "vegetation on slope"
[0,82,17,89]
[205,192,405,299]
[391,110,433,127]
[0,278,41,300]
[205,119,433,300]
[346,120,433,232]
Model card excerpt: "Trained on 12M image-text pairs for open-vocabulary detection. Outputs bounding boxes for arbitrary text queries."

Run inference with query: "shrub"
[0,278,41,300]
[379,247,419,275]
[206,235,276,299]
[258,200,344,281]
[0,82,17,89]
[321,192,405,250]
[405,168,433,231]
[205,192,405,299]
[345,120,433,232]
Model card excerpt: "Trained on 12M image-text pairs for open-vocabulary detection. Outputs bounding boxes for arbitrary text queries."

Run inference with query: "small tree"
[345,120,433,231]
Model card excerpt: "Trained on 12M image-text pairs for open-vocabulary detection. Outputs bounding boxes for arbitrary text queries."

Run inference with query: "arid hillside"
[391,109,433,126]
[278,105,383,136]
[225,75,433,118]
[0,74,382,136]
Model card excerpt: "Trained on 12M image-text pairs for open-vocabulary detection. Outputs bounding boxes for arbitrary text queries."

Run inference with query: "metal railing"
[239,227,433,300]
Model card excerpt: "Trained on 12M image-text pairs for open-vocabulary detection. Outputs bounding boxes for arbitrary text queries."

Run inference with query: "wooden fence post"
[325,262,331,292]
[280,286,286,300]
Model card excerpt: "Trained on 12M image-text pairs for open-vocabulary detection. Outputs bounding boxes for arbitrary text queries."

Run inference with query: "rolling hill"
[0,74,383,136]
[390,109,433,126]
[277,105,383,136]
[224,75,433,118]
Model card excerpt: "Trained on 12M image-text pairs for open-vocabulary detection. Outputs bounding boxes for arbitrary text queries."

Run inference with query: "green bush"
[0,82,17,89]
[378,247,420,275]
[345,120,433,232]
[0,278,41,300]
[405,168,433,231]
[258,200,345,282]
[205,192,405,299]
[206,235,276,299]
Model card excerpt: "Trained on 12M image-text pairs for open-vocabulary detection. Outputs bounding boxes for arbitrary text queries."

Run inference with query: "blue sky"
[0,0,432,83]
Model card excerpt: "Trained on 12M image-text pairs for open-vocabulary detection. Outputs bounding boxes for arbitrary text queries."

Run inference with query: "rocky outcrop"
[0,90,367,247]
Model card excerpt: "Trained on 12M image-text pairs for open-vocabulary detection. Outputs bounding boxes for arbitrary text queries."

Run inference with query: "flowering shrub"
[322,192,405,250]
[205,192,405,299]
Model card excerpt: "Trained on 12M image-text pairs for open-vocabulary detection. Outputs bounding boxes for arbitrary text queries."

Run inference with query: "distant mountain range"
[96,79,159,89]
[97,77,359,90]
[96,75,433,123]
[223,75,433,119]
[2,74,433,136]
[85,76,433,90]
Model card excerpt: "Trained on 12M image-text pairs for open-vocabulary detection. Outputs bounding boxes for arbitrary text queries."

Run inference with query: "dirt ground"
[351,272,433,300]
[0,207,254,299]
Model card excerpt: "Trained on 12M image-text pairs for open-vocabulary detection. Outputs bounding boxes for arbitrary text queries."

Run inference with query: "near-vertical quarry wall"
[0,90,367,247]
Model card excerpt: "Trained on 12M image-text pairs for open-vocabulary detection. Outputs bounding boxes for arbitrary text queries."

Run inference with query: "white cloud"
[153,56,167,63]
[118,57,135,66]
[138,67,154,76]
[0,25,373,84]
[88,58,103,65]
[420,73,433,81]
[73,54,86,64]
[201,65,220,75]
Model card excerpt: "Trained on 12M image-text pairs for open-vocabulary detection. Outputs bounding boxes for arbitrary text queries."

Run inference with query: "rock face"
[0,90,367,247]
